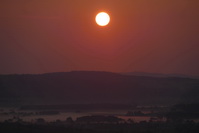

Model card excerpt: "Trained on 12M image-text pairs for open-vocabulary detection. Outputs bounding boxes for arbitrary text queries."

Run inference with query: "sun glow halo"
[95,12,110,26]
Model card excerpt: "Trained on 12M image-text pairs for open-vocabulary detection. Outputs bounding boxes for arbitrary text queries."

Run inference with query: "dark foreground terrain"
[1,103,199,133]
[1,120,199,133]
[1,71,199,132]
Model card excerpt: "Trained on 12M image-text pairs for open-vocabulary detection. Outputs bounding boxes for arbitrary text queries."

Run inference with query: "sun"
[95,12,110,26]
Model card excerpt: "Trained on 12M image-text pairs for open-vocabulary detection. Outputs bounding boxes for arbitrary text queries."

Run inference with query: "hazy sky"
[0,0,199,75]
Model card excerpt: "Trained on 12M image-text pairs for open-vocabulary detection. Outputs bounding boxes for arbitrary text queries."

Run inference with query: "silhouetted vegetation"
[1,72,199,132]
[76,115,124,124]
[0,103,199,133]
[1,117,199,133]
[167,103,199,122]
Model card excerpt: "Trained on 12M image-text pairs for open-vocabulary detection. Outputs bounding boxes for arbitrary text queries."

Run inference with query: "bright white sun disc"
[95,12,110,26]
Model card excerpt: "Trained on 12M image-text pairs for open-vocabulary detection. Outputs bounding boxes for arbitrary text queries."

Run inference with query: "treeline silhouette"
[167,103,199,122]
[1,103,199,133]
[1,116,199,133]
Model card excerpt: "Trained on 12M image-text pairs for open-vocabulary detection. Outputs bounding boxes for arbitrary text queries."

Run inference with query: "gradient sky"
[0,0,199,75]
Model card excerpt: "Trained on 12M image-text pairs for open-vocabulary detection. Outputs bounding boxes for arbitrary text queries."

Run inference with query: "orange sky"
[0,0,199,75]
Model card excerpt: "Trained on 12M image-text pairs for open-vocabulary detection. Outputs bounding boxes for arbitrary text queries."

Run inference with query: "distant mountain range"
[123,72,199,79]
[0,71,199,106]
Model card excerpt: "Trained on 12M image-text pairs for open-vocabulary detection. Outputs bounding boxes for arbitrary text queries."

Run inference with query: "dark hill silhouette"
[123,72,199,79]
[0,71,199,105]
